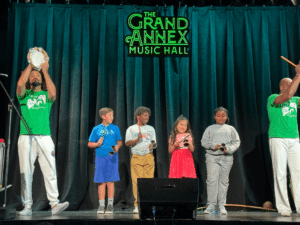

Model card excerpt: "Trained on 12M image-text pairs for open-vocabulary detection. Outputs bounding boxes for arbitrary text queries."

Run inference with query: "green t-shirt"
[17,90,54,135]
[267,94,300,138]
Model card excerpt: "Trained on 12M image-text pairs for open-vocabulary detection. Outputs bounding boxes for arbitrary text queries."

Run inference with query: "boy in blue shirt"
[88,108,122,214]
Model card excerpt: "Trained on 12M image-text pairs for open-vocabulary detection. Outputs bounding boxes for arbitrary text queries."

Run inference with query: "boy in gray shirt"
[125,107,156,214]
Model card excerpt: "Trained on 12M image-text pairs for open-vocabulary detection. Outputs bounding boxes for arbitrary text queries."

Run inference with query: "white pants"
[269,138,300,213]
[18,135,59,208]
[205,153,233,207]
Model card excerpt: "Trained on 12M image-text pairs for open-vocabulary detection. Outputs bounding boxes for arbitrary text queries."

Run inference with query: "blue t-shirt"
[89,123,122,157]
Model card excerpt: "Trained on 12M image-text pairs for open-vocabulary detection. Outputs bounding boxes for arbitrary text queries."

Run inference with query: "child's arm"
[113,140,122,152]
[189,137,195,152]
[88,137,104,148]
[201,127,217,150]
[225,127,241,154]
[125,129,142,147]
[168,137,180,154]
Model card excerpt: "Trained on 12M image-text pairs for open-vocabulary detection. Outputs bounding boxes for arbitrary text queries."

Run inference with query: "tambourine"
[28,47,49,71]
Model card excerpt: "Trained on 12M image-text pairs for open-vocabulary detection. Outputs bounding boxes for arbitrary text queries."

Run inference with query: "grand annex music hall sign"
[125,11,190,56]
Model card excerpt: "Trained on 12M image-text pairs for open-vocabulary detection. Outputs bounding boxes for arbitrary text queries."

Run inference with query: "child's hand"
[214,144,220,151]
[174,140,180,147]
[224,148,228,154]
[137,130,142,141]
[97,137,104,146]
[149,144,153,150]
[114,145,119,152]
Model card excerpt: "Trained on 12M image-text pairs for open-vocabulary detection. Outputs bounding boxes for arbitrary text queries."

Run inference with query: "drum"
[28,47,49,71]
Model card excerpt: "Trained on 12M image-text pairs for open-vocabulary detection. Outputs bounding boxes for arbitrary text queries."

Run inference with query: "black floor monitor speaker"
[137,178,199,220]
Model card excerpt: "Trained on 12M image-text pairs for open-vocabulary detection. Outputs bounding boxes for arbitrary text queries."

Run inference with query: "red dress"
[169,133,197,178]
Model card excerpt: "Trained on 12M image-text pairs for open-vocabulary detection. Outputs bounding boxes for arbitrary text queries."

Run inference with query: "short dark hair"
[134,106,151,120]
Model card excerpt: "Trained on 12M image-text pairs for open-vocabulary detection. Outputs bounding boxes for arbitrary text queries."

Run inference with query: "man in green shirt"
[267,63,300,217]
[16,59,69,216]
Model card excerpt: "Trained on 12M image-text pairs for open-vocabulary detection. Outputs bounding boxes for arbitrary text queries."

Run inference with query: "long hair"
[25,69,47,91]
[169,115,193,145]
[213,107,229,124]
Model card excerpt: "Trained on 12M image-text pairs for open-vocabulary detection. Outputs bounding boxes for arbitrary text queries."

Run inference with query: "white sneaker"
[18,207,32,216]
[106,204,113,214]
[133,206,138,214]
[51,202,69,215]
[280,211,291,217]
[97,205,105,214]
[219,206,227,215]
[204,205,216,214]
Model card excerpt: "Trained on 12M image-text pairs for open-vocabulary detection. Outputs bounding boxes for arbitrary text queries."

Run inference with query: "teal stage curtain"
[5,3,300,210]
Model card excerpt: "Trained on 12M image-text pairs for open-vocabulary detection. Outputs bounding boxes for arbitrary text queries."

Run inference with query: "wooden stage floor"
[3,207,300,225]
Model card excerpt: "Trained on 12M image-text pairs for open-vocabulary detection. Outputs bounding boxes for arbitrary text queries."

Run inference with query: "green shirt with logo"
[267,94,300,138]
[17,90,54,135]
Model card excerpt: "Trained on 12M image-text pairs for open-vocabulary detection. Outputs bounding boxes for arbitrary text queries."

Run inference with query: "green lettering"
[128,13,143,30]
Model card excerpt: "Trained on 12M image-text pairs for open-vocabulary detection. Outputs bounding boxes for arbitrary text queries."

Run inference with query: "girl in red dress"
[168,115,196,178]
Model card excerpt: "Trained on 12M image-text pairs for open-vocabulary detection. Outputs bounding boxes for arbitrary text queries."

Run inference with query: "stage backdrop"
[3,3,300,210]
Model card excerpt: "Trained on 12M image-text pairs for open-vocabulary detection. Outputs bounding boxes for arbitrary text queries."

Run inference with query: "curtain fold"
[5,3,300,210]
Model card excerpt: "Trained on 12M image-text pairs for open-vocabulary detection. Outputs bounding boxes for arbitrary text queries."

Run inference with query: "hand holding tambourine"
[28,47,49,71]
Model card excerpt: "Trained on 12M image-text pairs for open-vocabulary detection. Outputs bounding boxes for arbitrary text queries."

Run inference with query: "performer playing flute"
[16,60,69,216]
[267,62,300,217]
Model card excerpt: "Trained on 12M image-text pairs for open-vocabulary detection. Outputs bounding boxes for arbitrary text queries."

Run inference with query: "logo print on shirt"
[27,95,46,109]
[282,102,297,116]
[97,129,115,137]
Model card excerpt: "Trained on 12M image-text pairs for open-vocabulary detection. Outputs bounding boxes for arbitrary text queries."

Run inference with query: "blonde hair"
[99,108,113,118]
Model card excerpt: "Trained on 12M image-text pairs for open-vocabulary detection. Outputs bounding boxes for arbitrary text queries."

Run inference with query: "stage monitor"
[137,178,199,220]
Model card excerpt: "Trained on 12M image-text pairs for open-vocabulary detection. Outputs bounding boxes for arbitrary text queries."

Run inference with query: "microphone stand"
[0,80,28,209]
[0,79,19,219]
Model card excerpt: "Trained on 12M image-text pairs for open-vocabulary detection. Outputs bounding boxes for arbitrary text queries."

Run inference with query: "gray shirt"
[125,124,156,156]
[201,124,240,155]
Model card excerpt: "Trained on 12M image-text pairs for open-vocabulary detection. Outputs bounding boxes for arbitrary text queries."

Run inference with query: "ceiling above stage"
[5,0,300,7]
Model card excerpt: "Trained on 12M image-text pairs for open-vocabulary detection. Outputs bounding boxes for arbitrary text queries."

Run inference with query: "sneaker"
[106,204,113,214]
[133,206,138,214]
[18,207,32,216]
[219,206,227,215]
[204,205,215,214]
[280,211,291,217]
[51,202,69,215]
[97,205,105,214]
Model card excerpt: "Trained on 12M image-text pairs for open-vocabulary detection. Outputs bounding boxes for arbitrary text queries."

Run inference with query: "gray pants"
[206,153,233,207]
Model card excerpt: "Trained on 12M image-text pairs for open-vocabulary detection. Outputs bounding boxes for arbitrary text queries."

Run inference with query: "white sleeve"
[125,127,133,143]
[151,127,157,143]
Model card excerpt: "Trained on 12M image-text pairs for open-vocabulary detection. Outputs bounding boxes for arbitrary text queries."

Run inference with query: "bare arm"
[88,137,104,148]
[114,140,122,152]
[41,61,56,101]
[169,138,179,154]
[16,64,32,97]
[189,141,195,152]
[274,63,300,105]
[125,130,142,147]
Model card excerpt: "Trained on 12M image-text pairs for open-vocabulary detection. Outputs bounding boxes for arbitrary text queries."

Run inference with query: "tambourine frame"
[28,47,49,71]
